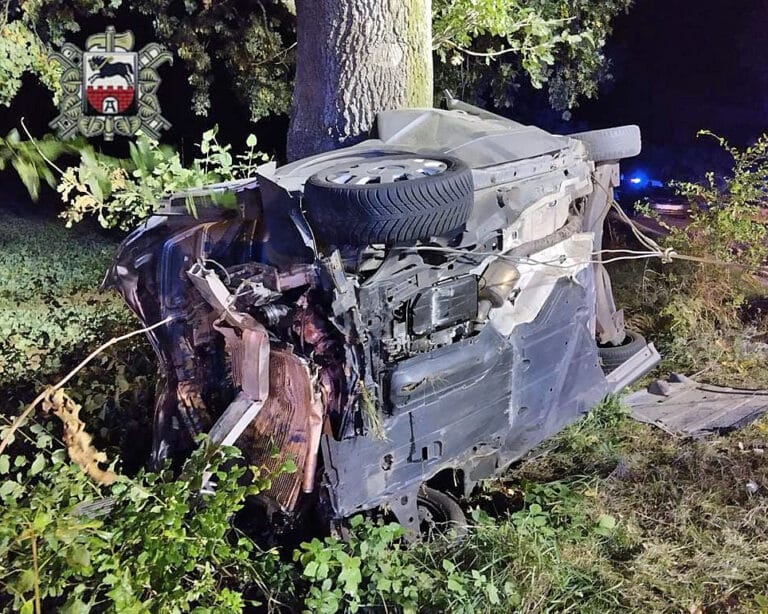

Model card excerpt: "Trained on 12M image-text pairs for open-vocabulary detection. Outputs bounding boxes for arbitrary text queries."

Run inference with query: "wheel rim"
[325,158,447,185]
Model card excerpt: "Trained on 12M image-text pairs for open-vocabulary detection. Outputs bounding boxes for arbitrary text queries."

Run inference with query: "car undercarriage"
[105,99,659,536]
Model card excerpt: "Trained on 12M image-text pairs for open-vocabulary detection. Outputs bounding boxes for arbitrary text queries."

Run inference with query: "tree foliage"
[0,19,60,106]
[0,129,74,200]
[1,0,632,121]
[433,0,633,112]
[0,126,269,229]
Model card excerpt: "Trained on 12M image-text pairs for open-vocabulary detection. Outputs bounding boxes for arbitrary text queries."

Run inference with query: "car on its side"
[106,99,658,536]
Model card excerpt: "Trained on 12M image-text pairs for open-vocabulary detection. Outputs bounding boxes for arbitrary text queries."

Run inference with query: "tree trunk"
[287,0,432,161]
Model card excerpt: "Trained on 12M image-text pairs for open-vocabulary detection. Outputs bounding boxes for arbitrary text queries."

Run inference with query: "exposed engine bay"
[105,99,659,535]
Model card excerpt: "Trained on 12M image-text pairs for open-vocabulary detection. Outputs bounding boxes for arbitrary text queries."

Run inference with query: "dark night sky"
[568,0,768,180]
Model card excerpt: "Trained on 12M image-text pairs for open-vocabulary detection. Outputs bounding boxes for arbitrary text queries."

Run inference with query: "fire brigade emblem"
[49,27,172,141]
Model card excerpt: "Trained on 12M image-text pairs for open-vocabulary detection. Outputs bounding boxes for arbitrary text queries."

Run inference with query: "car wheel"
[569,125,642,162]
[598,329,647,373]
[303,153,473,246]
[417,486,468,539]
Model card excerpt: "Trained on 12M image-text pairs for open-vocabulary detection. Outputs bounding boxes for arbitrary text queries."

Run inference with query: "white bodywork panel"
[488,232,595,336]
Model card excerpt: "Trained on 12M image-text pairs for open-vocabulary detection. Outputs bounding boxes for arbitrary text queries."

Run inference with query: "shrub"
[0,426,292,613]
[611,132,768,385]
[2,126,268,230]
[660,131,768,332]
[57,128,268,230]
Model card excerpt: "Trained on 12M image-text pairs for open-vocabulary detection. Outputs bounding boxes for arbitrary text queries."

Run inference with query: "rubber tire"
[303,154,473,246]
[598,329,647,373]
[417,486,468,539]
[568,125,642,162]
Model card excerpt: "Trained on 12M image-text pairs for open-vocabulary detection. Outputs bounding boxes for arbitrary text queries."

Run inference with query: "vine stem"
[30,531,40,614]
[19,117,66,176]
[0,317,173,456]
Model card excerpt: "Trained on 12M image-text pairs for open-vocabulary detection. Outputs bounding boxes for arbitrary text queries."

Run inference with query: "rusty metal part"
[188,258,272,401]
[238,348,314,511]
[214,320,270,402]
[188,259,320,506]
[188,261,257,328]
[290,291,350,436]
[176,380,211,436]
[202,319,270,494]
[208,393,265,448]
[241,328,270,400]
[303,373,326,493]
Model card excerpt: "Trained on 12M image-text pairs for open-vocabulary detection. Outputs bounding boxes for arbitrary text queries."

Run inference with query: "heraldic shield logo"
[49,27,172,141]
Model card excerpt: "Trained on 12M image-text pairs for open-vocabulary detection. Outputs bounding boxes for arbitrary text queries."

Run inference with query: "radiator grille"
[237,348,311,510]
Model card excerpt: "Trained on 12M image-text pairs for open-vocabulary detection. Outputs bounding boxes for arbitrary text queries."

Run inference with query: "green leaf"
[338,560,362,593]
[597,514,617,530]
[487,582,501,605]
[304,560,319,578]
[316,561,329,579]
[61,597,91,614]
[29,453,45,476]
[17,569,37,593]
[446,576,465,594]
[66,544,92,572]
[0,479,23,501]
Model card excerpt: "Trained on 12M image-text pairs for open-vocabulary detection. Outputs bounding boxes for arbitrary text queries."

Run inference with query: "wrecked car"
[105,99,659,536]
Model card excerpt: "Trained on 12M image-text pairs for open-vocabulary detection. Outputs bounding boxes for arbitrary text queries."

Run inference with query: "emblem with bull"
[84,51,137,115]
[87,56,135,86]
[49,26,172,141]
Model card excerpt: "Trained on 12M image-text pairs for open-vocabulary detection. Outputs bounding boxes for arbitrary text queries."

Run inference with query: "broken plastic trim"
[605,341,661,393]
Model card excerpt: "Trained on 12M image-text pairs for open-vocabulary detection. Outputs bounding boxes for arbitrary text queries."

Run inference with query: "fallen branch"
[0,316,173,456]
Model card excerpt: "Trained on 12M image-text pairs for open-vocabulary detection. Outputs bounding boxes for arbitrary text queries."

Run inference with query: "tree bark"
[287,0,432,161]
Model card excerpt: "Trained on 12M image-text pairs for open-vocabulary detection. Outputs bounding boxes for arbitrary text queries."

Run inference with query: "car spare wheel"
[303,153,473,245]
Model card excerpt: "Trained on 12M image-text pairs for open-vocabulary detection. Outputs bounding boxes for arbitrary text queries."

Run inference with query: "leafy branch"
[8,124,269,229]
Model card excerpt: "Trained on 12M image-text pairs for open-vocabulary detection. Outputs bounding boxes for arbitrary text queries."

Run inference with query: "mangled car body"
[106,100,658,534]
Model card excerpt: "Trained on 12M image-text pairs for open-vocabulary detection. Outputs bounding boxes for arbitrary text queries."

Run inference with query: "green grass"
[294,399,768,612]
[0,211,131,388]
[2,213,768,612]
[0,211,154,470]
[492,399,768,613]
